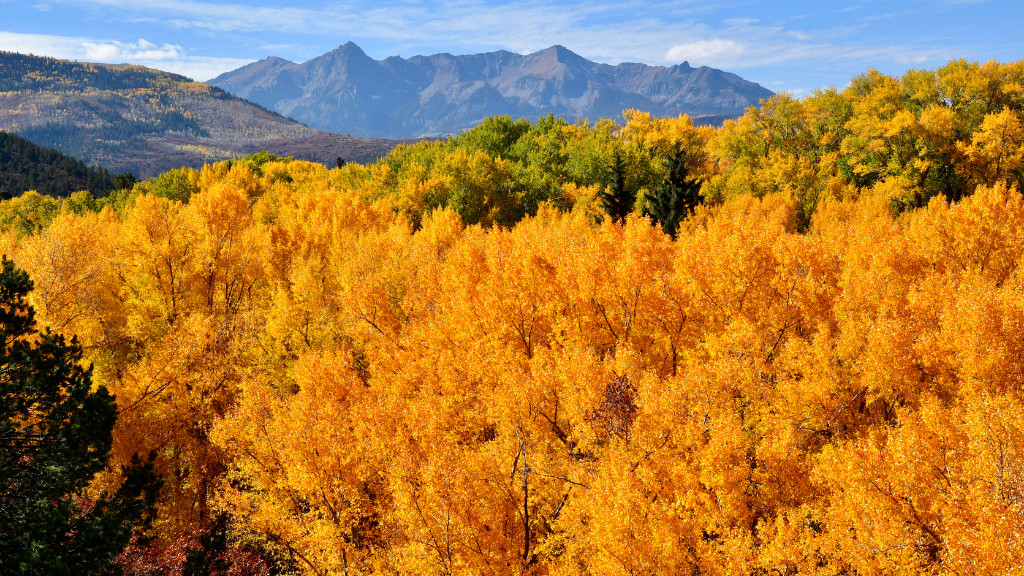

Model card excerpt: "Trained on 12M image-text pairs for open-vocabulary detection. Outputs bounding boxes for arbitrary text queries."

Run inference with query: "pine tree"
[644,143,702,238]
[600,149,635,223]
[0,256,161,575]
[113,172,137,191]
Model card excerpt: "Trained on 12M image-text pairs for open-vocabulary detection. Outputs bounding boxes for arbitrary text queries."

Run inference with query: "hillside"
[0,130,113,198]
[210,42,773,138]
[0,51,403,178]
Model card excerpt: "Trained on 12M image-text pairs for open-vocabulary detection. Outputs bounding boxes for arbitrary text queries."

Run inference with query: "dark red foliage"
[117,522,269,576]
[586,373,639,441]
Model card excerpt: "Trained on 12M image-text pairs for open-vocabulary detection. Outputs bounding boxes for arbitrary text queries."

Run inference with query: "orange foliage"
[8,59,1024,574]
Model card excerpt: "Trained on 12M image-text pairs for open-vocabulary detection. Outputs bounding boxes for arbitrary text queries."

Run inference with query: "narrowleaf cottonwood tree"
[0,257,161,575]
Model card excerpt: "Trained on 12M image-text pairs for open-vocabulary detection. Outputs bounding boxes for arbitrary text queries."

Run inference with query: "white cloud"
[80,42,121,61]
[666,39,745,65]
[895,54,931,65]
[81,38,184,62]
[0,31,251,80]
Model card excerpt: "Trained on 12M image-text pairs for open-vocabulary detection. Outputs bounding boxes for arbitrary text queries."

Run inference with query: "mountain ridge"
[211,43,773,139]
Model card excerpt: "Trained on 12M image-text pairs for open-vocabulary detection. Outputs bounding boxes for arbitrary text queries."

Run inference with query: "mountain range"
[0,51,404,178]
[211,42,774,139]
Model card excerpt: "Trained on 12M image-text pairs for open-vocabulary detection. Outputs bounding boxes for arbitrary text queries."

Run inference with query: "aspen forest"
[3,59,1024,575]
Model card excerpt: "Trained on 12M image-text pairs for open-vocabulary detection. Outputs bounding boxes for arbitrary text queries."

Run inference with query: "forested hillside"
[2,59,1023,575]
[0,130,114,198]
[0,51,404,178]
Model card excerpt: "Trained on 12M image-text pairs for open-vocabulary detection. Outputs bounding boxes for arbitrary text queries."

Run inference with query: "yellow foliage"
[7,64,1024,572]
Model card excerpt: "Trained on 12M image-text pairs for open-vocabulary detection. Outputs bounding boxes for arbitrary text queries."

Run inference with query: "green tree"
[0,190,61,237]
[141,166,199,203]
[0,257,161,575]
[644,143,702,237]
[600,149,635,223]
[113,173,137,192]
[449,115,531,160]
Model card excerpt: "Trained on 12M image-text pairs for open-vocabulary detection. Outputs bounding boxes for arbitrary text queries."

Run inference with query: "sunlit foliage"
[5,59,1024,575]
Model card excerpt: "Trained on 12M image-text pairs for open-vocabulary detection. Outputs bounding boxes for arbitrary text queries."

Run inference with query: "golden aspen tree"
[15,209,122,342]
[214,350,391,576]
[555,214,675,362]
[94,184,269,537]
[815,396,1024,575]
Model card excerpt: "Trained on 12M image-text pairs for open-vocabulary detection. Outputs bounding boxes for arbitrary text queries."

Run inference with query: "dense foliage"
[0,131,114,199]
[1,59,1023,574]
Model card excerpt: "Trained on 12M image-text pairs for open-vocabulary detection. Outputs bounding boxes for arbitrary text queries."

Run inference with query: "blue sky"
[0,0,1018,96]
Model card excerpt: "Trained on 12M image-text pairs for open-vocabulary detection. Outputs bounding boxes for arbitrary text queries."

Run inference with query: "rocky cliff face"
[211,42,773,138]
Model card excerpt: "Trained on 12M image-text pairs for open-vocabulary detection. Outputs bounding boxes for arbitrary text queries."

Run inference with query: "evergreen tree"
[0,257,161,575]
[113,172,137,192]
[600,149,635,223]
[644,143,702,238]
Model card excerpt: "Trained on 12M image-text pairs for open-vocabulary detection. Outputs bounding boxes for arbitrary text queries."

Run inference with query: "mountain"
[210,42,774,139]
[0,51,404,178]
[0,131,113,198]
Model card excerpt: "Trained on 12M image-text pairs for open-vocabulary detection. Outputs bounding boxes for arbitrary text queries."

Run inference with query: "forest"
[0,130,114,198]
[2,58,1024,575]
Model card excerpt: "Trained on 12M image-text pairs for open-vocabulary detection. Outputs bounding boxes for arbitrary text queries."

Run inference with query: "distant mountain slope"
[0,131,113,198]
[0,51,403,178]
[211,42,774,139]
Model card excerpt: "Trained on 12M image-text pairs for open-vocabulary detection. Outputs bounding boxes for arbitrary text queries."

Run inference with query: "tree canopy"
[1,58,1023,575]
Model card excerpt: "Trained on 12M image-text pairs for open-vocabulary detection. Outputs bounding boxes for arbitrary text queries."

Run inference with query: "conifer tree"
[600,149,635,223]
[644,143,702,238]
